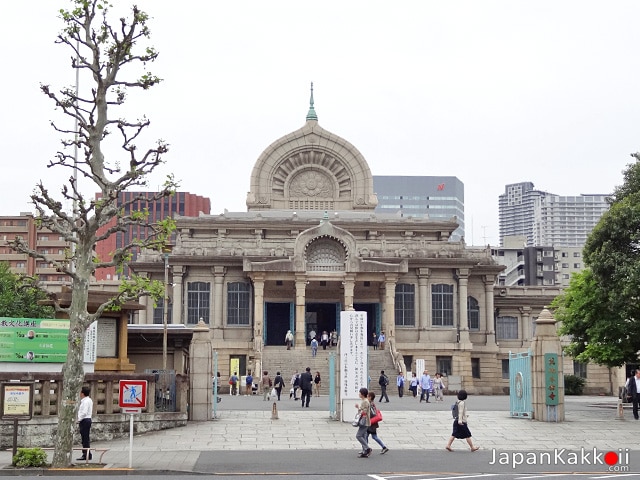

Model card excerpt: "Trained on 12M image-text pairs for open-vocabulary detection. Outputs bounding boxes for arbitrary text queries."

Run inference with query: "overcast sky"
[2,1,639,246]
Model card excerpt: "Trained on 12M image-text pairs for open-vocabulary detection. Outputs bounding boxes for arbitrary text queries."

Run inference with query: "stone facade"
[132,98,618,395]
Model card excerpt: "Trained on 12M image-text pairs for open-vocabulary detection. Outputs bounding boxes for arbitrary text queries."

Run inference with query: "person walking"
[354,387,371,458]
[445,389,480,452]
[310,337,318,357]
[229,372,238,396]
[285,330,294,350]
[261,370,272,401]
[299,367,313,407]
[321,330,329,350]
[378,370,390,403]
[245,371,254,396]
[626,369,640,420]
[273,371,285,401]
[409,372,418,397]
[396,371,405,398]
[371,332,378,350]
[378,331,386,350]
[419,369,432,403]
[290,370,300,400]
[433,372,446,402]
[77,386,93,461]
[367,391,389,454]
[314,371,322,397]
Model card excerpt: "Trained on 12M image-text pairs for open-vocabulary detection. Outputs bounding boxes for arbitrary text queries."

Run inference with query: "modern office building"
[373,176,464,241]
[94,191,211,281]
[498,182,609,247]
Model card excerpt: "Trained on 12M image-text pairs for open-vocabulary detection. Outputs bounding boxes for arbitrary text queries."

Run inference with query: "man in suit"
[299,367,313,408]
[626,369,640,420]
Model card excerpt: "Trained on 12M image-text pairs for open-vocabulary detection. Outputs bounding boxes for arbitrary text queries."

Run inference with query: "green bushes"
[12,447,48,468]
[564,374,586,395]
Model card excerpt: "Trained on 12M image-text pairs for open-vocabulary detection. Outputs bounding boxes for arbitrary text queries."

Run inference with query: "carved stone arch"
[292,220,359,273]
[304,236,347,272]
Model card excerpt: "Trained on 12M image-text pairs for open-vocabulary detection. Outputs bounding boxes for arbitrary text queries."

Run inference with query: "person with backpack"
[445,389,480,452]
[378,370,390,403]
[273,371,285,401]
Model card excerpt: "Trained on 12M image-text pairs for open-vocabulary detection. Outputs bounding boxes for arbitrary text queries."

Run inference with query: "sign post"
[1,382,34,457]
[118,380,147,468]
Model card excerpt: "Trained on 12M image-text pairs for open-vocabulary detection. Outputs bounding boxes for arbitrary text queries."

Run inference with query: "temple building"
[132,88,610,394]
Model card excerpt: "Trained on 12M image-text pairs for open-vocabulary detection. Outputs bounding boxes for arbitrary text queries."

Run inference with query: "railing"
[0,372,189,416]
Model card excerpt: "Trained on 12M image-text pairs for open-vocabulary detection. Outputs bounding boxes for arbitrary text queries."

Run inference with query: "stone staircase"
[260,346,399,396]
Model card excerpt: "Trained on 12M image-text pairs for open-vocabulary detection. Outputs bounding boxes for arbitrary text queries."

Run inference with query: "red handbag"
[370,409,383,425]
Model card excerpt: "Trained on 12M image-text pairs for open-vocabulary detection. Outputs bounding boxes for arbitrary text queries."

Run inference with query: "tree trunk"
[52,257,92,467]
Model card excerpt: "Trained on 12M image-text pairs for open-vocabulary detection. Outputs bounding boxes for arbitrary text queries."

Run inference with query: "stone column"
[417,268,429,330]
[188,320,213,420]
[252,273,265,349]
[212,266,226,336]
[172,266,184,324]
[343,274,355,311]
[520,306,532,344]
[483,275,497,346]
[457,269,470,344]
[294,277,307,349]
[382,274,397,341]
[531,307,564,422]
[138,294,149,324]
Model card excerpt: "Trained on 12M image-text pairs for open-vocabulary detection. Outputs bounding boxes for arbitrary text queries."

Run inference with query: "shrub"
[564,374,586,395]
[12,447,48,468]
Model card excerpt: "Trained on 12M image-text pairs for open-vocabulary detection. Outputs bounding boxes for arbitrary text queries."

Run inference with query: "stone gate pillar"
[531,307,564,422]
[189,320,213,420]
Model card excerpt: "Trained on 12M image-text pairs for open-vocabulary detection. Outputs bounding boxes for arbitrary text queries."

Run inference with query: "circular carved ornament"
[290,171,332,198]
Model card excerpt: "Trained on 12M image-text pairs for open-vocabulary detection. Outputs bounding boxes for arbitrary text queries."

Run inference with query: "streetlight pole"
[162,253,169,371]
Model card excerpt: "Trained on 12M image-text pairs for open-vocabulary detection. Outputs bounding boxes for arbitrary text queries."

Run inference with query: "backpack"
[451,401,459,419]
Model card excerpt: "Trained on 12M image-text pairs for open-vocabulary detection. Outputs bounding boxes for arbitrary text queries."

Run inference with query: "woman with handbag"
[367,391,389,454]
[354,387,371,458]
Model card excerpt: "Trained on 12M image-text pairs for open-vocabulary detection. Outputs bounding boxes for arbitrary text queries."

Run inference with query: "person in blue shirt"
[419,369,432,403]
[245,371,254,396]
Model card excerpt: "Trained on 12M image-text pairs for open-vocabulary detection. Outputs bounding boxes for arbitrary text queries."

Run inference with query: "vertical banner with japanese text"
[340,311,367,421]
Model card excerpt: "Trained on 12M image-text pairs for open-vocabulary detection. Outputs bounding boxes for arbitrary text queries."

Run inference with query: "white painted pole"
[129,414,134,468]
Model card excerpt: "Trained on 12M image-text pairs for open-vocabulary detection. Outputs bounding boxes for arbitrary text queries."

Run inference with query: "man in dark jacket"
[626,369,640,420]
[378,370,390,403]
[299,367,313,408]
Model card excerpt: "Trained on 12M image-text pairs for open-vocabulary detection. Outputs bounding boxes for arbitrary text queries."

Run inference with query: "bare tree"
[10,0,176,467]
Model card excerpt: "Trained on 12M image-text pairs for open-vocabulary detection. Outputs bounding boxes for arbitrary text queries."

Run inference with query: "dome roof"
[246,84,377,212]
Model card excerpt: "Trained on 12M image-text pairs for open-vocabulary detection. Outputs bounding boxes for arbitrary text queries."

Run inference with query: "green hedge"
[564,374,586,395]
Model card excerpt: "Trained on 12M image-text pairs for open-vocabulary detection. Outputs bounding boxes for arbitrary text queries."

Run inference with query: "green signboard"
[0,318,70,363]
[544,352,559,406]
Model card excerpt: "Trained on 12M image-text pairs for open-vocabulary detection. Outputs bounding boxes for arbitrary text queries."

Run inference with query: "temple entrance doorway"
[264,302,293,346]
[354,303,381,345]
[305,302,340,345]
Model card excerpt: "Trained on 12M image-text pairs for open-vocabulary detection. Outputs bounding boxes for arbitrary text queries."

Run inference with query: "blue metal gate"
[509,350,532,418]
